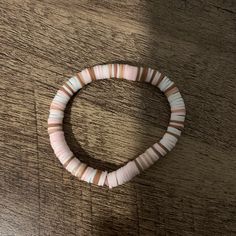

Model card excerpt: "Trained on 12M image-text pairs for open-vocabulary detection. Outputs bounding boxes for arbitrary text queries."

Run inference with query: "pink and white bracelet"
[48,64,186,188]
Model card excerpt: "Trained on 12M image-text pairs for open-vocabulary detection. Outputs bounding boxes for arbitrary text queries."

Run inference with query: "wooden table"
[1,1,235,235]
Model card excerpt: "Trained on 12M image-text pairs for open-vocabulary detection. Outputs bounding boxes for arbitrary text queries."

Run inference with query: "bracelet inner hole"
[63,78,170,172]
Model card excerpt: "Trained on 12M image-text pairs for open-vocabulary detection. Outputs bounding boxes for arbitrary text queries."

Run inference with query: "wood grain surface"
[0,0,236,235]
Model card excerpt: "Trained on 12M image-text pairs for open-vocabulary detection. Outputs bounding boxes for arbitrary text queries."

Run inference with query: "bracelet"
[48,64,186,188]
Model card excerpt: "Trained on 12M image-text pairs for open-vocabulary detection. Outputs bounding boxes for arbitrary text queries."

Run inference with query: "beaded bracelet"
[48,64,186,188]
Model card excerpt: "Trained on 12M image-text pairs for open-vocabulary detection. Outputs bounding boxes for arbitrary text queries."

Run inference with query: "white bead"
[145,147,158,161]
[68,76,82,91]
[98,171,107,186]
[167,126,181,136]
[101,64,110,79]
[145,68,154,83]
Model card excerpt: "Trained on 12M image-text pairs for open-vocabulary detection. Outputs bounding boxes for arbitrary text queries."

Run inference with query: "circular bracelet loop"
[48,64,186,188]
